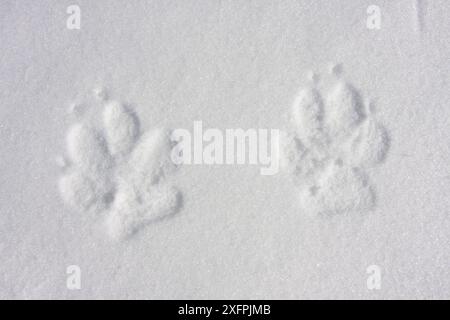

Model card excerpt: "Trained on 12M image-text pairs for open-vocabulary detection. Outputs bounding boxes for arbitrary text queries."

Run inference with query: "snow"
[0,0,449,299]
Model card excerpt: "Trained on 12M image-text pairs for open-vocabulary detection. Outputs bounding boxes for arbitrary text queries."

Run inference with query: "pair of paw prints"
[283,70,389,215]
[58,92,181,239]
[59,69,388,239]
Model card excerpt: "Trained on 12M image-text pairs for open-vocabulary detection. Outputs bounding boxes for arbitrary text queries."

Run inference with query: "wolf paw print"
[283,69,389,215]
[58,93,181,239]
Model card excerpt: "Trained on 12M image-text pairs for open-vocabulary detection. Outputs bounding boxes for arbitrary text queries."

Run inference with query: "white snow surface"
[0,0,449,299]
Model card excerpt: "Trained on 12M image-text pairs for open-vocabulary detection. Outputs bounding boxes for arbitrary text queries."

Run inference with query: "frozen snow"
[0,0,449,299]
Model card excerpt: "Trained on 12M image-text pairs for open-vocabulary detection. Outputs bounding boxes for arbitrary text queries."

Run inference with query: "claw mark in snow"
[413,0,425,34]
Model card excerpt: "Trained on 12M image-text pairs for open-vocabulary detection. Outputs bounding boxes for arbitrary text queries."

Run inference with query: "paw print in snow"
[58,96,181,239]
[283,71,389,215]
